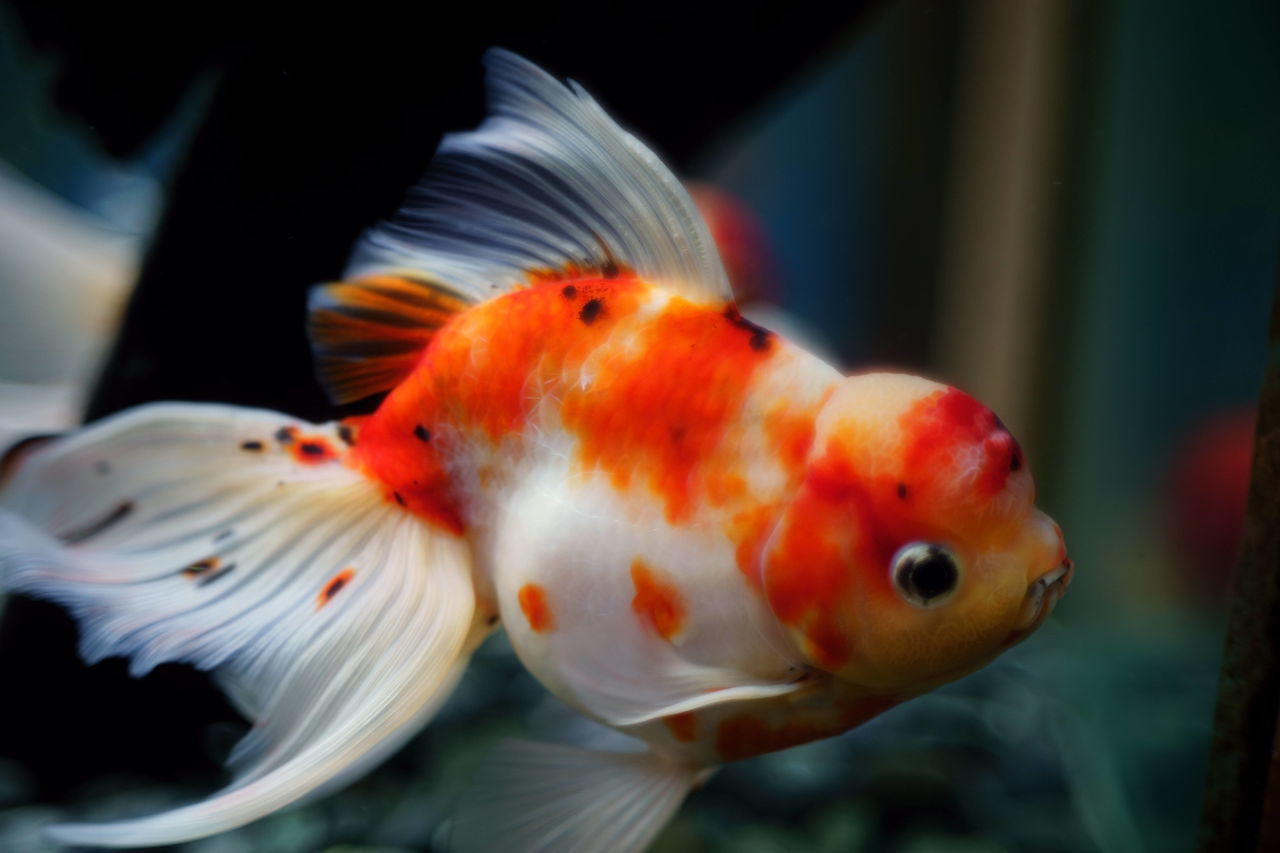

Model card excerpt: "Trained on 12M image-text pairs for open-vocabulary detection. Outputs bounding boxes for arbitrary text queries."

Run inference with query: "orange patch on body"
[663,711,698,743]
[352,278,649,534]
[764,399,822,477]
[630,559,686,641]
[561,295,776,524]
[518,583,555,633]
[317,567,356,609]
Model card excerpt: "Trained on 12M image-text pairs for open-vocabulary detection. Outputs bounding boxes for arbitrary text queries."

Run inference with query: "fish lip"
[1002,557,1074,649]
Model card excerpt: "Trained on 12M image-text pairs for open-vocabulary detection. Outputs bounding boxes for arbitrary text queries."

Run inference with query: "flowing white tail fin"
[0,403,484,847]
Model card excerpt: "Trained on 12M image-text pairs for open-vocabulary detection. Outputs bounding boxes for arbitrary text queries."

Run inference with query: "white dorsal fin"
[452,740,704,853]
[0,404,484,846]
[345,48,732,305]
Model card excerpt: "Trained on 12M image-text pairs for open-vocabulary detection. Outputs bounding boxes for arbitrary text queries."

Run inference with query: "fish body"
[0,50,1071,851]
[357,275,843,764]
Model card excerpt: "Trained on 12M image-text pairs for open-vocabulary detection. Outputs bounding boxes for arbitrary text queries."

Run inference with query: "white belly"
[477,447,799,737]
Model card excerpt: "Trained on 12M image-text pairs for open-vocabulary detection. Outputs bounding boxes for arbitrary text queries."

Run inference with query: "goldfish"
[0,49,1072,851]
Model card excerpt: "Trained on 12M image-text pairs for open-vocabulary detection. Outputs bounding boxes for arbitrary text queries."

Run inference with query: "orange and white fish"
[0,50,1072,851]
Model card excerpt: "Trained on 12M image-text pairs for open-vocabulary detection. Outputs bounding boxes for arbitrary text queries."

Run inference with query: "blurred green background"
[0,1,1277,851]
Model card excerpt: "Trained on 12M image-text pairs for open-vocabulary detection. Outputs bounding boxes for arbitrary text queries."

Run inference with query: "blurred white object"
[0,162,139,445]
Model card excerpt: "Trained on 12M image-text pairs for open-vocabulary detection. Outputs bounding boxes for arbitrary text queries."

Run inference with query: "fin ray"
[346,48,730,305]
[309,48,731,405]
[308,273,471,404]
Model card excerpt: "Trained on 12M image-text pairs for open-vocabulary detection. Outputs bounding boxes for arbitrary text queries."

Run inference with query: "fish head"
[759,372,1071,693]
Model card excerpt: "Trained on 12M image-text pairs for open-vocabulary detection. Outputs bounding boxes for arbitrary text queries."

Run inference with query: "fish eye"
[891,543,961,608]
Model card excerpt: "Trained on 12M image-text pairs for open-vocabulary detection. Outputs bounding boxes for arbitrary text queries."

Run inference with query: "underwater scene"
[0,2,1277,852]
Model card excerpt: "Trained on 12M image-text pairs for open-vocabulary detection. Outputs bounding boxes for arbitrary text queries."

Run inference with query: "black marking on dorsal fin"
[308,273,474,406]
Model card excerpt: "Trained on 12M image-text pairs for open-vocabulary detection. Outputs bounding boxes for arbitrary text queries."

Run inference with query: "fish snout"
[1003,556,1073,648]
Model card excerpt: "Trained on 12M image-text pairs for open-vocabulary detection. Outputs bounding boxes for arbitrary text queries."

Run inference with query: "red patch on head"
[900,388,1019,500]
[663,711,698,743]
[518,583,555,633]
[317,567,356,609]
[630,559,686,641]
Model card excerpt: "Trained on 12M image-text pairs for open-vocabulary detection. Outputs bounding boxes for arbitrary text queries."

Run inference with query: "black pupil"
[903,549,958,602]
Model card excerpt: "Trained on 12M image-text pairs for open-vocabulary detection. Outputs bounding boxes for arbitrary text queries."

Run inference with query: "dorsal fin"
[350,47,731,303]
[308,49,733,405]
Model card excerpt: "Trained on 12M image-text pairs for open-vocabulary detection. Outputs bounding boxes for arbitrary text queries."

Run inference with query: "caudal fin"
[0,164,137,445]
[452,740,705,853]
[0,403,485,847]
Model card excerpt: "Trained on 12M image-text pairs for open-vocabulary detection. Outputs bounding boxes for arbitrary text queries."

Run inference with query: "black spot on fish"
[94,460,111,476]
[299,442,326,457]
[1010,452,1021,472]
[486,613,499,627]
[579,298,604,325]
[723,307,772,352]
[337,425,356,447]
[58,500,134,545]
[182,557,220,578]
[320,570,354,604]
[393,491,406,507]
[601,257,620,279]
[897,483,909,500]
[275,426,297,444]
[561,285,578,299]
[413,425,431,443]
[240,440,264,452]
[195,562,236,588]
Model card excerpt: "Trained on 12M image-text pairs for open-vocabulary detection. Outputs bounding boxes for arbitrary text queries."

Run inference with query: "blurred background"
[0,1,1277,851]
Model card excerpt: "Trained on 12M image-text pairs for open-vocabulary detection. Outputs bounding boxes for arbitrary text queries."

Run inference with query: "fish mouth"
[1002,558,1074,648]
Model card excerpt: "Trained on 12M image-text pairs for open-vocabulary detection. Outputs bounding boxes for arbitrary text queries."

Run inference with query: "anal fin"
[452,740,704,853]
